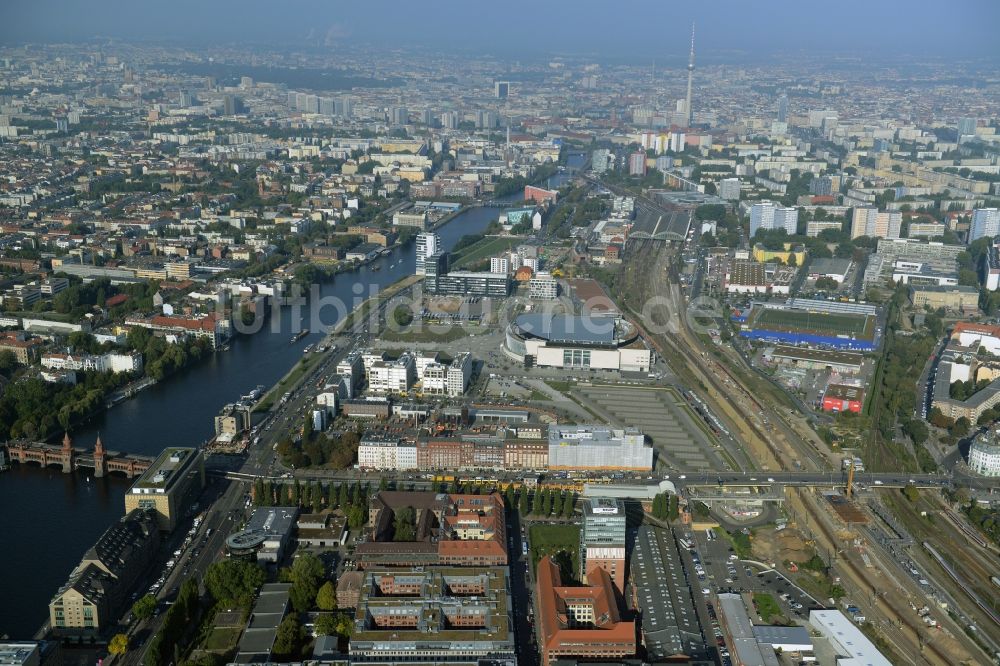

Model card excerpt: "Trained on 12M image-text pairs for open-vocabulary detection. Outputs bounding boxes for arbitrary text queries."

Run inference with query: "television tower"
[685,22,695,127]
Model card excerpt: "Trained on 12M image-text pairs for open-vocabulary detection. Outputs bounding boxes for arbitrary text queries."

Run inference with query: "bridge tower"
[60,431,74,473]
[93,434,106,478]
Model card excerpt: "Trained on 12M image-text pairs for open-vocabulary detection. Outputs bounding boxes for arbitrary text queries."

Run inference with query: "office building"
[851,206,902,240]
[123,447,205,531]
[393,210,428,229]
[581,498,627,592]
[968,429,1000,477]
[225,506,298,562]
[776,93,789,123]
[970,208,1000,243]
[548,425,653,472]
[494,81,509,98]
[628,151,647,176]
[415,232,440,276]
[390,106,409,126]
[528,271,558,299]
[425,270,510,297]
[749,202,797,237]
[719,177,741,201]
[349,567,515,665]
[49,509,159,635]
[368,353,416,395]
[536,556,636,666]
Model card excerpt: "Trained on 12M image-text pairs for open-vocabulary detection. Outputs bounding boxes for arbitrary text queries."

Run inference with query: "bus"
[522,542,528,557]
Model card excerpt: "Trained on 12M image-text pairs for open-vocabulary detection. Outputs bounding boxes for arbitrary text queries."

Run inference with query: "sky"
[2,0,998,61]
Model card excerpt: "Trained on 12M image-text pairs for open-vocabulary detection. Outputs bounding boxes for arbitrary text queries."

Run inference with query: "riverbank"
[0,188,511,640]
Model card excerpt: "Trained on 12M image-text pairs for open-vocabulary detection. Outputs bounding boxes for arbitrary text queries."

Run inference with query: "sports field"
[749,307,874,339]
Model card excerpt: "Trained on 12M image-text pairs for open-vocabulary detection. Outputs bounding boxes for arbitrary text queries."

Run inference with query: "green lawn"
[379,324,474,343]
[544,379,573,393]
[204,626,242,651]
[753,593,783,622]
[451,236,522,269]
[751,308,873,338]
[528,524,580,578]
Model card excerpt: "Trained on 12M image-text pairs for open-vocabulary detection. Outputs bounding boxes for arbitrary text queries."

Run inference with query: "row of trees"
[253,478,369,528]
[650,492,680,522]
[144,579,200,666]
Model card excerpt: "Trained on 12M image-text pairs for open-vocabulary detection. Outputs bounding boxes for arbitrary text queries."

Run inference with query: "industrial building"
[548,425,653,472]
[809,610,891,666]
[504,313,651,372]
[123,447,205,532]
[629,526,704,660]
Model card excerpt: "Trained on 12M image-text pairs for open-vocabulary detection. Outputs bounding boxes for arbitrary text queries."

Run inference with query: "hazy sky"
[2,0,998,61]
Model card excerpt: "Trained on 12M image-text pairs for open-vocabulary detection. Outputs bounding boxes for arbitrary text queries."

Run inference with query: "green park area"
[528,524,580,580]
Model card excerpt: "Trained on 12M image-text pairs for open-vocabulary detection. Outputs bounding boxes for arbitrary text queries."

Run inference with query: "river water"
[0,203,509,638]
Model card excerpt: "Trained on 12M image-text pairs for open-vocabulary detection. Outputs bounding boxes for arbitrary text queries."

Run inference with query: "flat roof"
[514,312,617,345]
[809,610,892,666]
[129,447,200,492]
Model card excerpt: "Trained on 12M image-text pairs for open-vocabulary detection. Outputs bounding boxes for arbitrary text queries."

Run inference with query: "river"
[0,202,509,638]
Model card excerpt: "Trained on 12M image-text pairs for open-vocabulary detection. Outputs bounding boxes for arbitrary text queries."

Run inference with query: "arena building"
[503,313,651,372]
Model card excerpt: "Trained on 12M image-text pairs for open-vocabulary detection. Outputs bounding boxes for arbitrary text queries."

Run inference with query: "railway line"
[620,238,987,663]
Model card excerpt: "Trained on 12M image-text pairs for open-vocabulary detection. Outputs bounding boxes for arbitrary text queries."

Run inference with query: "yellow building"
[752,243,806,266]
[124,447,205,531]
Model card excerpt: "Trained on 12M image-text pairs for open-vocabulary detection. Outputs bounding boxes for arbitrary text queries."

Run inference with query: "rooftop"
[128,447,200,493]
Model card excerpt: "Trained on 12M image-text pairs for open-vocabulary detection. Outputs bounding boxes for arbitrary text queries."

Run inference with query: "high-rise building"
[851,207,901,240]
[719,177,741,201]
[777,93,789,123]
[592,149,613,174]
[958,117,978,137]
[494,81,509,99]
[628,151,647,176]
[440,111,459,129]
[223,94,238,116]
[685,22,695,126]
[319,97,335,116]
[970,208,1000,244]
[490,256,509,275]
[390,106,409,125]
[581,497,627,593]
[750,202,797,237]
[415,232,440,276]
[340,95,354,118]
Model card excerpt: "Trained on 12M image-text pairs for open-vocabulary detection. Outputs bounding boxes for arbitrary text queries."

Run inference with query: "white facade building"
[40,352,143,374]
[970,208,1000,244]
[528,271,558,299]
[490,256,509,275]
[749,202,797,237]
[367,353,416,395]
[358,435,417,471]
[547,425,653,472]
[415,232,440,276]
[969,431,1000,476]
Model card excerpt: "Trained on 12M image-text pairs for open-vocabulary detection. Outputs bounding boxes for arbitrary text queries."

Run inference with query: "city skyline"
[1,0,999,60]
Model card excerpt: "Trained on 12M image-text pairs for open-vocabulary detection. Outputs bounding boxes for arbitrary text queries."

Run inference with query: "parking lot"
[575,384,733,472]
[683,526,820,624]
